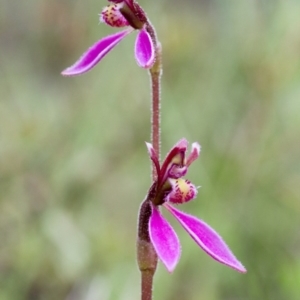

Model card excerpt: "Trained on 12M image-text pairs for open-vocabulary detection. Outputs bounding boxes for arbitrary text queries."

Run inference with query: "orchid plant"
[62,0,246,299]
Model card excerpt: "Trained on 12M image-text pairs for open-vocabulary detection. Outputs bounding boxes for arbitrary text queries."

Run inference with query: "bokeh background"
[1,0,300,299]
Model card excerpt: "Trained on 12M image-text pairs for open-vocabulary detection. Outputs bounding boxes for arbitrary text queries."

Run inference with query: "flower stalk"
[149,41,162,176]
[137,19,162,300]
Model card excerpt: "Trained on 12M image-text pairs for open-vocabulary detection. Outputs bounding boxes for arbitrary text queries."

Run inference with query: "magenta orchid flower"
[145,139,246,273]
[61,0,155,76]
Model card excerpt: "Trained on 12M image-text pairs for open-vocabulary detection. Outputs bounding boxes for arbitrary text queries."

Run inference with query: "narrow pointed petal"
[186,142,201,167]
[165,204,247,273]
[160,139,188,183]
[145,142,161,178]
[149,205,181,272]
[61,29,132,76]
[135,29,155,68]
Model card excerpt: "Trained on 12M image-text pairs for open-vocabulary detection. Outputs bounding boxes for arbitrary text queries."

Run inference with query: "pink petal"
[149,205,181,272]
[160,138,188,183]
[186,142,201,167]
[165,204,247,273]
[135,29,155,68]
[61,29,132,76]
[145,142,161,178]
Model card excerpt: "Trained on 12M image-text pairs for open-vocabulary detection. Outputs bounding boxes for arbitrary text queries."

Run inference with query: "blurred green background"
[1,0,300,299]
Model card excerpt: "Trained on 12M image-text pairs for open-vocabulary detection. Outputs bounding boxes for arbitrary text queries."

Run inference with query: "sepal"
[165,204,247,273]
[146,142,161,178]
[186,142,201,167]
[160,138,188,184]
[149,204,181,272]
[135,29,155,68]
[61,29,132,76]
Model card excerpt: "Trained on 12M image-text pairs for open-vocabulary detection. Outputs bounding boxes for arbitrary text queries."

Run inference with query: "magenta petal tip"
[186,142,201,167]
[135,29,155,68]
[174,138,188,150]
[165,204,247,273]
[61,29,132,76]
[145,142,154,154]
[149,205,181,272]
[146,142,161,176]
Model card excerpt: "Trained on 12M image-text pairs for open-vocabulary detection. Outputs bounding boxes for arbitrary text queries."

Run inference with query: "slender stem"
[141,270,155,300]
[150,66,161,179]
[137,196,158,300]
[148,27,162,180]
[138,20,162,300]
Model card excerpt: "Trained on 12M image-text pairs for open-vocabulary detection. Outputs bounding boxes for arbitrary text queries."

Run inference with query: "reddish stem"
[147,22,162,180]
[141,270,155,300]
[150,67,161,179]
[137,194,158,300]
[137,21,162,300]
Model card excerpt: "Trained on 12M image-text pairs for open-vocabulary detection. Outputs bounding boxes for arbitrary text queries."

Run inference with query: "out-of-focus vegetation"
[1,0,300,299]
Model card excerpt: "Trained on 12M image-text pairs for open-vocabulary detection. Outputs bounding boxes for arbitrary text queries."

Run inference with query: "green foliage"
[1,0,299,299]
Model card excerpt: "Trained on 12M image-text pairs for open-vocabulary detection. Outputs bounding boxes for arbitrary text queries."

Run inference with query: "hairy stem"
[141,270,155,300]
[150,58,161,179]
[147,23,162,180]
[137,195,158,300]
[137,20,162,300]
